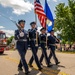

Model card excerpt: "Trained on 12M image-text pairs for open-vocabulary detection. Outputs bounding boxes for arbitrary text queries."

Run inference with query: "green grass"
[57,50,75,54]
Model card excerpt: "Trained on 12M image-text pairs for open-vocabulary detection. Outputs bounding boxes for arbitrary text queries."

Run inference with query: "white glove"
[19,32,24,37]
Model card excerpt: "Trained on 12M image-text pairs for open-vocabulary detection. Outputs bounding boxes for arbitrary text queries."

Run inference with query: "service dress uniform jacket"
[15,29,29,72]
[39,34,50,66]
[47,35,59,64]
[28,28,42,69]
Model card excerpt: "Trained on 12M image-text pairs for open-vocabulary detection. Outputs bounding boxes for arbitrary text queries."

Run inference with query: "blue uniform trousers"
[49,46,58,63]
[40,43,50,66]
[29,40,41,69]
[17,41,28,72]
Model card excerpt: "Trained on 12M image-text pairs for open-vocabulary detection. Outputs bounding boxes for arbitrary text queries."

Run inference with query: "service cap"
[18,20,25,24]
[30,21,36,26]
[40,27,46,31]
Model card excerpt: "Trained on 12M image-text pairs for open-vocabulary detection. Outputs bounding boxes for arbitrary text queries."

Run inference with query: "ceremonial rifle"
[0,12,21,30]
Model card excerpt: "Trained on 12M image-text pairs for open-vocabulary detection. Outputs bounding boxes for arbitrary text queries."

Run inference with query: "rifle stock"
[35,31,38,46]
[10,20,21,30]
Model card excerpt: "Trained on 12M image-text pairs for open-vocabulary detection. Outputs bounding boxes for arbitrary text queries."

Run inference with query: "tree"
[55,0,75,43]
[7,36,14,45]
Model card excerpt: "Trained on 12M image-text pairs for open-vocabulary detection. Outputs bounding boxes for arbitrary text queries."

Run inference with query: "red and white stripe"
[34,0,47,28]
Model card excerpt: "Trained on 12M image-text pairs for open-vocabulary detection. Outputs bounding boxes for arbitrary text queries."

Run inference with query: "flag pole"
[35,14,38,46]
[45,0,48,49]
[34,0,38,46]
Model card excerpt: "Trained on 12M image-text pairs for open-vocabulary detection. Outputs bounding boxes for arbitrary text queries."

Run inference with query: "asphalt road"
[0,50,75,75]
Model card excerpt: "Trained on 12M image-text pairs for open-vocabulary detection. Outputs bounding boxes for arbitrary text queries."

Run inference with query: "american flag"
[34,0,47,28]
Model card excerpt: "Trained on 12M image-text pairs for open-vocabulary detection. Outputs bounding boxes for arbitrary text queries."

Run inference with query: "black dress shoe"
[38,68,43,71]
[28,64,33,67]
[49,61,51,64]
[56,62,60,65]
[25,71,30,75]
[40,63,43,66]
[18,67,23,71]
[47,64,53,67]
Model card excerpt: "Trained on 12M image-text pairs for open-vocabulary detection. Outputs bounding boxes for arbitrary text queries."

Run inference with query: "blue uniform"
[47,35,59,64]
[28,28,42,69]
[15,29,29,72]
[39,34,50,66]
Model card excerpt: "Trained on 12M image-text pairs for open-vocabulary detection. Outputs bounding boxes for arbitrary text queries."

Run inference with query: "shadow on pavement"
[58,64,65,68]
[42,65,60,75]
[0,53,8,56]
[42,64,65,75]
[15,64,65,75]
[15,71,25,75]
[51,64,65,70]
[15,69,47,75]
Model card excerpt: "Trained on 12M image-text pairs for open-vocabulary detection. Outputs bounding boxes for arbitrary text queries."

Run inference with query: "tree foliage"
[55,0,75,43]
[7,36,14,45]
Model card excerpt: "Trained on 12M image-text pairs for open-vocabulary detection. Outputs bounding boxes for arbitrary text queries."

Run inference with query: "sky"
[0,0,68,37]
